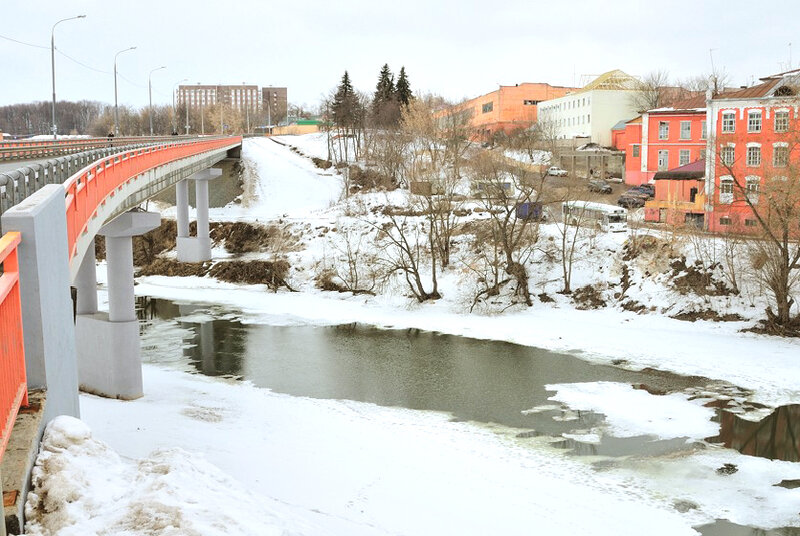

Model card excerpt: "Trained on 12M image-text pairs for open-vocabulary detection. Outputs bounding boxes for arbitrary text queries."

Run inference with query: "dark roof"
[714,79,781,99]
[667,94,706,110]
[653,159,705,180]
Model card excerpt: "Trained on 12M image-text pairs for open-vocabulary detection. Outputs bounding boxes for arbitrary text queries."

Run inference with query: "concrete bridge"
[0,135,242,532]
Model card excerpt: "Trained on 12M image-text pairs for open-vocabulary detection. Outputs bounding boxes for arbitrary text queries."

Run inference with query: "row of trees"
[1,99,292,137]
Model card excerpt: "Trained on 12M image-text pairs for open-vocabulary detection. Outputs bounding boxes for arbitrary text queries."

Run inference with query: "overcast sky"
[2,0,799,110]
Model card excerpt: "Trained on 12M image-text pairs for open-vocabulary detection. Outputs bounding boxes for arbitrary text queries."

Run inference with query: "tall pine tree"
[332,71,357,129]
[395,66,413,107]
[373,64,396,113]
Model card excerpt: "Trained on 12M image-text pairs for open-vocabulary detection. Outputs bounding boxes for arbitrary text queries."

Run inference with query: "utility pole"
[148,66,166,136]
[113,46,137,136]
[50,15,85,140]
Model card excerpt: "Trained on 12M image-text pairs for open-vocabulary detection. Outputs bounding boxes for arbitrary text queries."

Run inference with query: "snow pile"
[26,134,91,141]
[24,416,317,536]
[272,133,330,161]
[546,382,719,440]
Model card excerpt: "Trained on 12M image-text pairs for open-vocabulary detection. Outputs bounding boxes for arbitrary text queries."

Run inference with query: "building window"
[701,120,707,139]
[746,145,762,167]
[722,112,735,133]
[719,217,732,225]
[773,144,789,167]
[523,100,539,105]
[680,121,691,140]
[657,150,669,171]
[659,121,669,140]
[745,219,758,227]
[745,176,760,204]
[632,145,640,158]
[775,111,789,132]
[748,110,762,133]
[482,102,493,113]
[679,149,691,166]
[720,146,735,166]
[719,177,734,204]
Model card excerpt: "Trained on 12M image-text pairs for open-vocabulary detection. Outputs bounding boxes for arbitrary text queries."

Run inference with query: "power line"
[56,47,111,75]
[0,33,48,50]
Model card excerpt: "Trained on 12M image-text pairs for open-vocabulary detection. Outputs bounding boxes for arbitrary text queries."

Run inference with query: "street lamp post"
[50,15,86,140]
[148,66,166,136]
[172,78,188,134]
[113,46,136,136]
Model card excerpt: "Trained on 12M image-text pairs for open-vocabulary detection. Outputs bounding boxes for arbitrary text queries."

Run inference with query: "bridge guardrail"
[64,136,241,261]
[0,136,199,161]
[0,231,28,461]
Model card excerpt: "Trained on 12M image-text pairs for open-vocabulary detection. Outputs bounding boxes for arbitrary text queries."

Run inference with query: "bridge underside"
[69,145,239,282]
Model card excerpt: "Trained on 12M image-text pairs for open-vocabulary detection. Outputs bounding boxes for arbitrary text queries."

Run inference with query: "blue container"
[515,202,543,220]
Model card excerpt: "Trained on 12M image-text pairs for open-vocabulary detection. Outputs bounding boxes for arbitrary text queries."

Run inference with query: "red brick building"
[617,95,707,185]
[705,69,800,233]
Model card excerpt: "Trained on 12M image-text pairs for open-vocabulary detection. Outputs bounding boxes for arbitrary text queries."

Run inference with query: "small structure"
[644,159,705,226]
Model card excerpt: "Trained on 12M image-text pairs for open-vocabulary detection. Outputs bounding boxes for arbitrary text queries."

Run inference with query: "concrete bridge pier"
[75,210,161,400]
[176,167,222,263]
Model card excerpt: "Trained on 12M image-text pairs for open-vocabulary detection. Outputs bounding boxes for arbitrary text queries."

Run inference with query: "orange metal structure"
[64,136,241,261]
[0,231,28,460]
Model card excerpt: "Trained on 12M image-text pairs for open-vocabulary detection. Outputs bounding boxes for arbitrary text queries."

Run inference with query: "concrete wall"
[272,124,319,136]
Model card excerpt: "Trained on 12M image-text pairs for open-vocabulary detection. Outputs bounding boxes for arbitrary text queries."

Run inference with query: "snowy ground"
[24,135,800,534]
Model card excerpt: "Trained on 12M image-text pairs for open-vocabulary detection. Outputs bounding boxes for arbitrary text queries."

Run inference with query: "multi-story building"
[262,87,288,125]
[618,95,707,185]
[177,84,260,114]
[436,82,576,140]
[705,69,800,233]
[537,70,641,147]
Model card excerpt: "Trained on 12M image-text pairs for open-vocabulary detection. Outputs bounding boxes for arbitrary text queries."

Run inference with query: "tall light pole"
[113,46,136,136]
[50,15,86,140]
[172,78,188,134]
[148,66,166,136]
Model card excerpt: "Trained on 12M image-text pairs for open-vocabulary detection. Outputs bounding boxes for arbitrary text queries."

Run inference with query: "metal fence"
[0,136,197,161]
[0,231,28,460]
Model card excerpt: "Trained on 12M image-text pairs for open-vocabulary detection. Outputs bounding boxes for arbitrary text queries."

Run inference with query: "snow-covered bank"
[70,365,720,535]
[24,417,316,536]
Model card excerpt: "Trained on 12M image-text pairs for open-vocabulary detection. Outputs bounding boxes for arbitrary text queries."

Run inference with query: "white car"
[546,166,568,177]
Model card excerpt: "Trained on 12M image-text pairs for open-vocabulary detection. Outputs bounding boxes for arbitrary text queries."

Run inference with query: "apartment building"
[177,84,260,113]
[537,70,641,147]
[262,87,288,125]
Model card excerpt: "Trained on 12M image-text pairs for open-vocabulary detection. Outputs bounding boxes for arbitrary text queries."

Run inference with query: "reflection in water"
[707,405,800,462]
[698,519,800,536]
[137,297,708,454]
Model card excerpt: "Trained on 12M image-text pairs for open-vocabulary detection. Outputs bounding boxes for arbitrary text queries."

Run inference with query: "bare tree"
[631,70,672,112]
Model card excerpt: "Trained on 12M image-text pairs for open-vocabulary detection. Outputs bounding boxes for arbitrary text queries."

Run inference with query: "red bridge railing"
[0,231,28,460]
[64,136,241,261]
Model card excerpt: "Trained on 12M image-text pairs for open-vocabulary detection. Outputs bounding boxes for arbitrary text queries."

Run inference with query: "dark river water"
[136,296,800,535]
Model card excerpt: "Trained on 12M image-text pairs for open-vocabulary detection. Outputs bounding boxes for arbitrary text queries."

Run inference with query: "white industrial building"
[537,70,641,147]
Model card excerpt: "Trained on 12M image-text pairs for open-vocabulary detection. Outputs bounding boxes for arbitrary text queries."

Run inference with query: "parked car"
[617,192,647,208]
[634,183,655,197]
[546,166,568,177]
[588,180,612,194]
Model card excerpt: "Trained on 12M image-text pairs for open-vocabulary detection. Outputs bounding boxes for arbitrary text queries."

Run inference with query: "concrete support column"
[75,238,98,315]
[195,179,210,239]
[176,167,221,263]
[75,211,160,400]
[176,179,190,239]
[1,184,80,421]
[105,235,135,322]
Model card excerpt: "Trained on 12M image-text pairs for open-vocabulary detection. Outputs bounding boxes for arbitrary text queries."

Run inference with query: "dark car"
[617,192,647,208]
[630,184,655,197]
[588,180,612,194]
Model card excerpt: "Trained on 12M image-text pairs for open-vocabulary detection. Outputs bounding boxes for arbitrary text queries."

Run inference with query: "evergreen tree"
[332,71,357,128]
[373,64,396,113]
[396,66,413,107]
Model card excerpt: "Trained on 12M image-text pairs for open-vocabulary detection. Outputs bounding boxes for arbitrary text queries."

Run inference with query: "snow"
[24,416,317,536]
[68,366,706,536]
[545,381,719,440]
[26,133,800,535]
